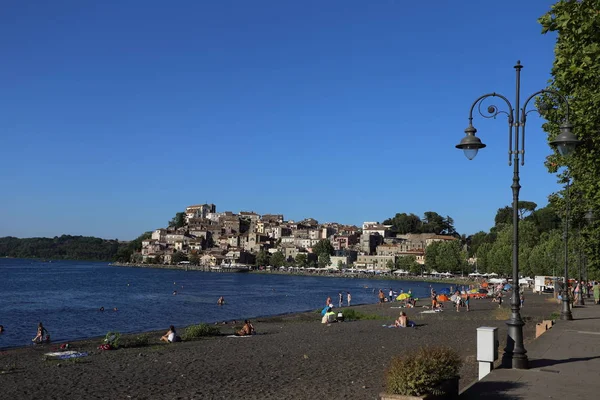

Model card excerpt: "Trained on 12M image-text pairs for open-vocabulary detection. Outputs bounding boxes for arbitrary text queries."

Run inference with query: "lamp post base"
[502,312,529,369]
[560,297,573,320]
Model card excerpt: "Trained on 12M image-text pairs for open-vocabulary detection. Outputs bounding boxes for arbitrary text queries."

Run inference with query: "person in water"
[161,325,177,343]
[237,320,255,336]
[217,296,225,305]
[0,325,4,333]
[99,307,104,312]
[32,322,49,343]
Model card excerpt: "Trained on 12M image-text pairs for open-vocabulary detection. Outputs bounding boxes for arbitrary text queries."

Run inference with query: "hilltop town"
[138,203,457,272]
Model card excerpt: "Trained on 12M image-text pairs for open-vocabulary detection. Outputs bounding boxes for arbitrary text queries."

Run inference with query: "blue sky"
[0,0,563,240]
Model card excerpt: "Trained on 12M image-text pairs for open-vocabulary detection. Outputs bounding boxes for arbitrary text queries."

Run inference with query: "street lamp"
[456,61,580,370]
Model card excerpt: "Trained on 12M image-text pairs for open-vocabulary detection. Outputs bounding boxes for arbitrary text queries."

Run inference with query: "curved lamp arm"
[468,92,515,164]
[520,89,572,165]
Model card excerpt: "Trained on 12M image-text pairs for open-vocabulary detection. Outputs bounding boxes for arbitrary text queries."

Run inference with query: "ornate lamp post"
[456,61,580,370]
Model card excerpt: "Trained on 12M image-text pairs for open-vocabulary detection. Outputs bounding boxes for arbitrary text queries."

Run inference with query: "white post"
[476,326,498,380]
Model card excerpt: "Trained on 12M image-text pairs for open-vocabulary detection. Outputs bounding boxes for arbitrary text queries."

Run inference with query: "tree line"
[0,233,151,262]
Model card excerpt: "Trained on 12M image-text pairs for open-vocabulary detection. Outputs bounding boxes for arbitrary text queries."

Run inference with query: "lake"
[0,258,451,349]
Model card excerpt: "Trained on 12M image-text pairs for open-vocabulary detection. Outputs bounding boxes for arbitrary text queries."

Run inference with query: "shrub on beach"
[341,309,384,321]
[123,334,149,348]
[103,331,121,348]
[385,346,462,397]
[183,323,221,340]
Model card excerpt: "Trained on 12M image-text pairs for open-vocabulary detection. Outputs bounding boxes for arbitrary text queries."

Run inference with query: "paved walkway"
[461,299,600,399]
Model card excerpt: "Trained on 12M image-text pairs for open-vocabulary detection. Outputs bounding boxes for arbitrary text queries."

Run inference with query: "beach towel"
[420,310,443,314]
[227,335,252,338]
[55,352,89,360]
[45,351,78,357]
[382,325,397,328]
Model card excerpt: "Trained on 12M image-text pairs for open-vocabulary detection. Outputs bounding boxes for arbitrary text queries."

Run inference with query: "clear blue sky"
[0,0,563,240]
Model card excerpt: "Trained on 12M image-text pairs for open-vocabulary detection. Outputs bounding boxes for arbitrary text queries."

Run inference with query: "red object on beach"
[97,344,112,351]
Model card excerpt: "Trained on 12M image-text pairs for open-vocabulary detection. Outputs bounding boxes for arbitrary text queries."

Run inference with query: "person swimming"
[99,307,105,312]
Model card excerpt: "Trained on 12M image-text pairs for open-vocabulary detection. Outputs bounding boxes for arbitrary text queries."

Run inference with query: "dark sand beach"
[0,290,559,400]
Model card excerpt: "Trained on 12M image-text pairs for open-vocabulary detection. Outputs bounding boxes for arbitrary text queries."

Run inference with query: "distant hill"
[0,233,150,262]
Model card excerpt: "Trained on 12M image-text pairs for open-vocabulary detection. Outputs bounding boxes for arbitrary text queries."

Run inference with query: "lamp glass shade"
[463,146,479,160]
[556,142,577,157]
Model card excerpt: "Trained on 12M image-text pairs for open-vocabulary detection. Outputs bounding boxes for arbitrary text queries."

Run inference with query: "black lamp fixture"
[456,61,580,370]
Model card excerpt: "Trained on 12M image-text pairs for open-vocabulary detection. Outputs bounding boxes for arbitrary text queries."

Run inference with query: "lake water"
[0,259,451,349]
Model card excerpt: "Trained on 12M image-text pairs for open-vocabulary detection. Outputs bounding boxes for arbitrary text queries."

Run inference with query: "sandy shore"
[0,290,560,400]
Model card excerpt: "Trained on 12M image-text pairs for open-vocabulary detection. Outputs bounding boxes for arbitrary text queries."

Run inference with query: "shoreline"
[111,261,476,285]
[1,291,560,399]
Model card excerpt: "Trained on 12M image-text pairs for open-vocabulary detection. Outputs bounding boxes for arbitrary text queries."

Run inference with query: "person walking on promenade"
[593,282,600,305]
[378,289,385,306]
[465,293,470,312]
[574,281,581,305]
[347,291,351,307]
[455,291,461,312]
[497,291,503,308]
[338,292,343,308]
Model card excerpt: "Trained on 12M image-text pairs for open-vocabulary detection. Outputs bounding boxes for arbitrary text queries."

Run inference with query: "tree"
[312,239,334,257]
[256,250,270,267]
[317,253,331,268]
[168,212,186,229]
[172,251,188,265]
[539,0,600,277]
[383,213,422,234]
[495,206,513,227]
[421,212,447,234]
[337,260,344,270]
[295,253,308,268]
[270,251,286,268]
[189,253,200,266]
[386,259,395,272]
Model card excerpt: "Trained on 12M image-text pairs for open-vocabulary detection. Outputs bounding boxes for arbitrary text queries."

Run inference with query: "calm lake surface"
[0,259,451,349]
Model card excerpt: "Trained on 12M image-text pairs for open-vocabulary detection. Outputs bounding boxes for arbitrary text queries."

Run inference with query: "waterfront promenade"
[461,300,600,399]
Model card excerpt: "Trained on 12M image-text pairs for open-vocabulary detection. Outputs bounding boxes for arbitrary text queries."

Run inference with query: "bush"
[385,346,462,397]
[183,323,221,340]
[104,331,121,348]
[123,334,150,348]
[341,309,384,321]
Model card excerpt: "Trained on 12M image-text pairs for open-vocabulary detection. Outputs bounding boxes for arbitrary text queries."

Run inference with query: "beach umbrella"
[396,293,412,301]
[503,284,512,290]
[438,288,451,295]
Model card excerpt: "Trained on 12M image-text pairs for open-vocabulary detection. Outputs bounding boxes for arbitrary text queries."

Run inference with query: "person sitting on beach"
[237,320,255,336]
[217,296,225,306]
[32,322,49,343]
[161,325,177,343]
[394,312,414,328]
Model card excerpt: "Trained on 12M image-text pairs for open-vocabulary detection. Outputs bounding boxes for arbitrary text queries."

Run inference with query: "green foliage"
[104,331,121,348]
[317,253,331,268]
[168,212,186,229]
[270,251,286,267]
[188,253,200,266]
[396,255,420,275]
[295,253,308,268]
[539,0,600,278]
[172,251,188,264]
[123,334,150,348]
[384,212,457,235]
[340,309,384,321]
[255,249,270,267]
[385,346,462,396]
[183,323,221,340]
[0,235,137,262]
[425,240,464,274]
[312,239,334,256]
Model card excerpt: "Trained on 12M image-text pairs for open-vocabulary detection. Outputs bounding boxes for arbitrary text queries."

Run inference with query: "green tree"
[189,253,200,266]
[539,0,600,277]
[312,239,334,256]
[270,251,286,268]
[172,251,188,265]
[168,212,186,229]
[317,253,331,268]
[295,253,308,268]
[255,250,270,267]
[386,258,395,272]
[337,260,344,270]
[383,213,423,234]
[421,212,447,234]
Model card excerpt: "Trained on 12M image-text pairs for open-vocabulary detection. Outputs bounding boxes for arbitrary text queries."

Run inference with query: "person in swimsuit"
[237,320,255,336]
[32,322,48,343]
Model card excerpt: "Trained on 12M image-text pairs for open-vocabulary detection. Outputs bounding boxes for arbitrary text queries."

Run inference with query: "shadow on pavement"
[529,355,600,368]
[460,380,526,399]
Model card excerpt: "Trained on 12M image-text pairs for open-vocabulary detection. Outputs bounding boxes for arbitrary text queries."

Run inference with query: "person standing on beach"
[378,289,385,306]
[338,292,343,307]
[388,288,394,302]
[347,292,352,307]
[326,296,332,307]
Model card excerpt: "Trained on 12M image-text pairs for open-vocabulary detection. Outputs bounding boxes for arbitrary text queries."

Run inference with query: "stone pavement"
[460,299,600,399]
